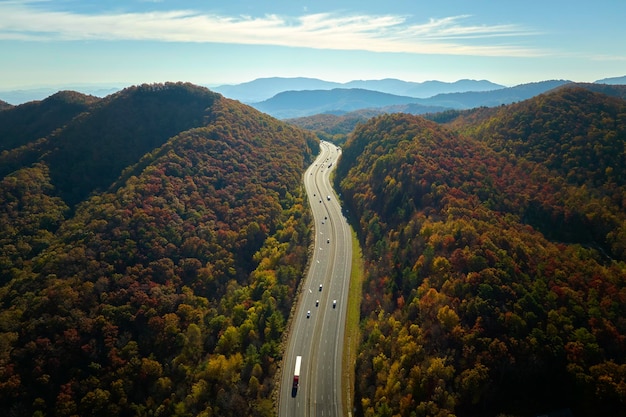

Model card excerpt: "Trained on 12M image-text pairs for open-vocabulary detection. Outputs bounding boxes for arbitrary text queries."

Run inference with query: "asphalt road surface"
[278,141,353,417]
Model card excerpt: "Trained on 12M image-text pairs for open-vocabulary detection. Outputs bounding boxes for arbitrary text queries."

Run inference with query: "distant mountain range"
[0,85,123,106]
[212,77,505,103]
[251,88,450,119]
[0,77,495,106]
[595,75,626,84]
[250,80,576,119]
[2,76,625,117]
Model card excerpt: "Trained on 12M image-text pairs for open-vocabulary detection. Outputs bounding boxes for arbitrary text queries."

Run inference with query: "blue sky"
[0,0,625,89]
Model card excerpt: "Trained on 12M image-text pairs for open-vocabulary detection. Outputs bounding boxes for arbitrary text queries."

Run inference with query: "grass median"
[343,228,364,417]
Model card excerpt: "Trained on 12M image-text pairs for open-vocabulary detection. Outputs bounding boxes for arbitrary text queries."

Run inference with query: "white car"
[333,300,337,308]
[307,310,311,318]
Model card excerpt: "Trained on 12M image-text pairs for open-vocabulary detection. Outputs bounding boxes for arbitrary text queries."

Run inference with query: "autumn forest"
[1,82,626,416]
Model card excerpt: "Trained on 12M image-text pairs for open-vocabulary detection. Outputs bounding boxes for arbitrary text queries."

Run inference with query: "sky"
[0,0,625,90]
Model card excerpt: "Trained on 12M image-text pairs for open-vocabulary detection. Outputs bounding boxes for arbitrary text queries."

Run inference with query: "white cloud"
[0,3,542,57]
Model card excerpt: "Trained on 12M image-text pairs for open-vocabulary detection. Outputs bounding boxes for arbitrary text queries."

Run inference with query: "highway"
[278,141,353,417]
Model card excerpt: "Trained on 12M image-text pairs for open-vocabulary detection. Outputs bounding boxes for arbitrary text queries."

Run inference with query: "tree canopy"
[337,87,626,416]
[0,84,319,417]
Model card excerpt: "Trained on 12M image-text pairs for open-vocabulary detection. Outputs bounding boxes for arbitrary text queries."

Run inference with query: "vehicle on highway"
[327,238,330,243]
[315,300,319,307]
[327,195,331,201]
[319,284,323,291]
[333,300,337,308]
[306,310,311,318]
[292,356,302,396]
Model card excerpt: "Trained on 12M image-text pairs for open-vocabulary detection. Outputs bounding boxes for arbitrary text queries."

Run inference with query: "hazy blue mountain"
[211,77,343,102]
[250,88,440,118]
[213,77,505,103]
[595,75,626,85]
[344,78,503,97]
[418,80,572,109]
[250,80,574,118]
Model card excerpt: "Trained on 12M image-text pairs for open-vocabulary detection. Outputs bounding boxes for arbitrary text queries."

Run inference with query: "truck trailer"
[292,356,302,396]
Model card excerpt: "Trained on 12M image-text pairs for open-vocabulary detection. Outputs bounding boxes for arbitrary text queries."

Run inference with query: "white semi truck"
[292,355,302,392]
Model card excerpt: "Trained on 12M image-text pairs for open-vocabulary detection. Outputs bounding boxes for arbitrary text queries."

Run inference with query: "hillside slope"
[0,84,318,417]
[452,87,626,259]
[336,103,626,416]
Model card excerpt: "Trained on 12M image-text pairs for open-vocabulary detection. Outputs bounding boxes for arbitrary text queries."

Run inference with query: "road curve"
[278,141,353,417]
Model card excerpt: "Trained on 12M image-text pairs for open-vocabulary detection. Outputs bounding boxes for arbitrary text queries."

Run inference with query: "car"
[315,300,319,307]
[327,239,330,243]
[333,300,337,308]
[306,310,311,318]
[319,284,323,291]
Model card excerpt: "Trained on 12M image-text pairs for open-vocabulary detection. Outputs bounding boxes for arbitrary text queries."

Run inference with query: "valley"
[0,80,626,416]
[279,141,353,417]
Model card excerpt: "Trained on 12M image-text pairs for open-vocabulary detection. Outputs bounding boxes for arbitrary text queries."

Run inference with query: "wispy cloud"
[0,2,543,57]
[584,53,626,62]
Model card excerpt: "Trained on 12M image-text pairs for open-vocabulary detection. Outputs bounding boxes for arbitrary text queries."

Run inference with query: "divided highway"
[278,141,353,417]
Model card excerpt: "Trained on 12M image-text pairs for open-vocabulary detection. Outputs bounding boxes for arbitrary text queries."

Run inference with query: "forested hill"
[336,88,626,416]
[0,84,226,207]
[286,109,382,144]
[453,87,626,187]
[0,91,99,153]
[0,83,319,416]
[451,87,626,260]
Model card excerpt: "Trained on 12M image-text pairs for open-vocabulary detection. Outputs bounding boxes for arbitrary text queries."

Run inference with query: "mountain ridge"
[1,82,223,208]
[251,87,443,119]
[212,77,505,103]
[251,80,574,119]
[3,75,624,105]
[595,75,626,84]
